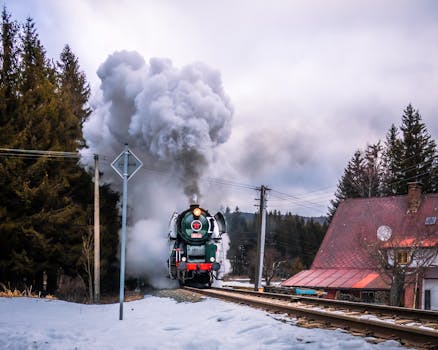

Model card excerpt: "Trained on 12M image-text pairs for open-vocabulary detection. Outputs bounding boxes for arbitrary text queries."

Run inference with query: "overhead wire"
[0,147,346,214]
[0,147,81,158]
[1,146,436,215]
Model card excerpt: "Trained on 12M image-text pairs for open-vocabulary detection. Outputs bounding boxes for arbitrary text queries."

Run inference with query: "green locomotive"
[168,204,226,287]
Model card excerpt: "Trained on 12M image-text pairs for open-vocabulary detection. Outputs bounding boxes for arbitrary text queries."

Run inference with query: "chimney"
[407,182,422,214]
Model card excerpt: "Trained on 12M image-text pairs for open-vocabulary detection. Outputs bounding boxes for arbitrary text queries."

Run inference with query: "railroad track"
[183,286,438,349]
[223,286,438,325]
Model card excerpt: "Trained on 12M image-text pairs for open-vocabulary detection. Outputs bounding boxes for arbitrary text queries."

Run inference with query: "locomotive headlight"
[210,257,215,262]
[181,257,187,262]
[193,207,202,217]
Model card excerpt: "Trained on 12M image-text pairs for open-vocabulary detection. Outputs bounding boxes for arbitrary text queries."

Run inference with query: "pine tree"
[0,10,120,296]
[399,104,437,193]
[329,104,437,221]
[432,157,438,193]
[57,44,91,148]
[327,144,383,221]
[0,8,24,287]
[364,143,383,198]
[381,124,404,195]
[11,18,72,289]
[327,150,365,220]
[0,7,19,144]
[16,17,53,148]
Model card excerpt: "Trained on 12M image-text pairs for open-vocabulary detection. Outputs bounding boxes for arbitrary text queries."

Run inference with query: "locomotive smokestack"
[191,194,198,205]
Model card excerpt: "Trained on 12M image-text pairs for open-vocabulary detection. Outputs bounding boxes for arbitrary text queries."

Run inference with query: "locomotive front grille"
[187,245,205,255]
[187,245,206,262]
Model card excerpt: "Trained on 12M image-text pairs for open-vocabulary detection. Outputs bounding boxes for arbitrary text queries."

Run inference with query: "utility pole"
[254,185,269,292]
[93,154,100,303]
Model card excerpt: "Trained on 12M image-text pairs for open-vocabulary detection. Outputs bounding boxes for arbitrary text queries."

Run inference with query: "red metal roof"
[312,194,438,270]
[282,193,438,290]
[282,268,388,289]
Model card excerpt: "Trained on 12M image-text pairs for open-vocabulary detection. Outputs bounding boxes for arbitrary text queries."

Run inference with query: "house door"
[423,279,438,310]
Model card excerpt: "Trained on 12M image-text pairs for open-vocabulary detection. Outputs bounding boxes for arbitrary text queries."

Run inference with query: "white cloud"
[7,0,438,215]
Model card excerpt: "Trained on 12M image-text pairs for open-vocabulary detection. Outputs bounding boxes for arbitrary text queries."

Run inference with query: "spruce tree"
[381,124,404,195]
[57,44,91,147]
[0,7,19,144]
[432,157,438,193]
[0,8,24,288]
[399,104,437,193]
[12,17,80,290]
[0,10,120,296]
[327,150,365,220]
[363,143,383,198]
[329,104,437,220]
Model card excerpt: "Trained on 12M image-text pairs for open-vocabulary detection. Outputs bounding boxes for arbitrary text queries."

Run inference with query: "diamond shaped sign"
[111,148,143,181]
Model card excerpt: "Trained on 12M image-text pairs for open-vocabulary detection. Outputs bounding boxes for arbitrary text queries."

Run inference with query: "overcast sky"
[7,0,438,216]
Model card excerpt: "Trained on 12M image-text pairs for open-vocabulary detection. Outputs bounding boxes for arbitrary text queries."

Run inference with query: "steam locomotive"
[168,204,226,287]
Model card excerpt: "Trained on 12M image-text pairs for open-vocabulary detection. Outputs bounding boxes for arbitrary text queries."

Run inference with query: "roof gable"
[312,194,438,270]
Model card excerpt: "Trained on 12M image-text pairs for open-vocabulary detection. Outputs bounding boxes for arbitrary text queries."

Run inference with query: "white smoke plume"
[81,51,233,287]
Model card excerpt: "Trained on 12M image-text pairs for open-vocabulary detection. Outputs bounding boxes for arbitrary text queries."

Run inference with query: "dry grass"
[0,282,56,299]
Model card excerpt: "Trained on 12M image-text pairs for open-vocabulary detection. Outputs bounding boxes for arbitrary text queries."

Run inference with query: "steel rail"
[221,286,438,323]
[184,286,438,349]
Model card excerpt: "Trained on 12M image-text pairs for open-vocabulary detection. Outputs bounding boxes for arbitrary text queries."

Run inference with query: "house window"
[396,250,410,265]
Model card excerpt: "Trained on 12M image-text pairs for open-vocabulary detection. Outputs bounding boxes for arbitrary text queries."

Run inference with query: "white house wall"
[422,278,438,310]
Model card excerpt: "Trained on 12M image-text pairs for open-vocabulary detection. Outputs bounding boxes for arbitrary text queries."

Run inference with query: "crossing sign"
[111,148,143,181]
[111,145,143,320]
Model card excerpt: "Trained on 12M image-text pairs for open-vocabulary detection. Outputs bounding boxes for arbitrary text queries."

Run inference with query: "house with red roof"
[282,183,438,309]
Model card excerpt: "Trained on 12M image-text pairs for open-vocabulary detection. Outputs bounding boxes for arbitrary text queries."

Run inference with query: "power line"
[0,147,81,158]
[0,147,332,213]
[2,146,435,215]
[269,192,328,214]
[270,189,328,208]
[201,176,257,190]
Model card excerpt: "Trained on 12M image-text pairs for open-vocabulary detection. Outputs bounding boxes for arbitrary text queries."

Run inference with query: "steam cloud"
[81,51,233,286]
[86,51,232,198]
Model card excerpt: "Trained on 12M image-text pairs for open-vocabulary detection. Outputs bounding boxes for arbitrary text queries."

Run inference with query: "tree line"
[225,207,328,284]
[328,104,438,220]
[0,8,120,300]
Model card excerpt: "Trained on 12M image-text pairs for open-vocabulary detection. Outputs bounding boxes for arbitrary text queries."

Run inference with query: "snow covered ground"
[0,294,412,350]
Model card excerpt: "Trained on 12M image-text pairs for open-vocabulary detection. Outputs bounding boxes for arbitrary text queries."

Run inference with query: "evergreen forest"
[0,9,120,300]
[328,104,438,220]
